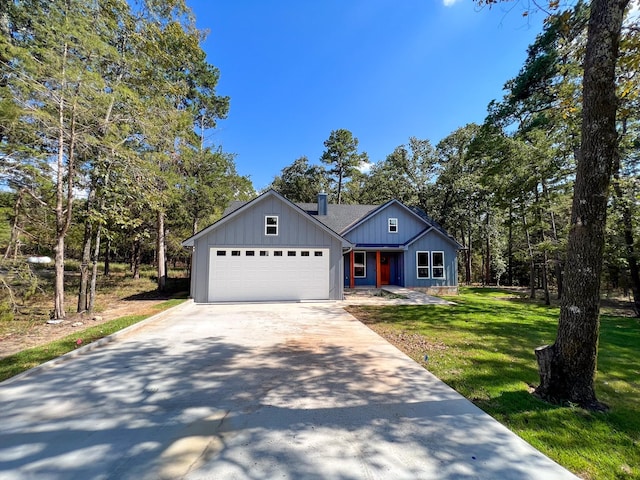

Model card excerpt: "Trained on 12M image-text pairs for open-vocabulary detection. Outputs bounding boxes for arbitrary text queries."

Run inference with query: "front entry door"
[380,255,390,285]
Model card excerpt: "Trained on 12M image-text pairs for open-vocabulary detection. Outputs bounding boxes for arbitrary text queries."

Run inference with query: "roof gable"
[182,189,349,247]
[340,199,430,236]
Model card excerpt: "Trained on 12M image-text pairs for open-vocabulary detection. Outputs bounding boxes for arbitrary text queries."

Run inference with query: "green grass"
[347,287,640,480]
[0,299,185,382]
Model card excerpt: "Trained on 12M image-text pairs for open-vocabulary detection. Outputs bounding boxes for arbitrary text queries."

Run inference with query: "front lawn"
[346,288,640,480]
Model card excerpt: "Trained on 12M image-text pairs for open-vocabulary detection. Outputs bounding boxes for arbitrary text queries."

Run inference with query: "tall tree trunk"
[542,252,550,306]
[132,237,141,280]
[157,210,166,291]
[104,235,111,276]
[52,42,78,320]
[4,189,24,261]
[53,43,69,320]
[466,220,472,284]
[507,202,513,286]
[484,208,490,285]
[542,180,563,299]
[77,187,95,313]
[535,0,628,410]
[612,120,640,316]
[535,185,550,306]
[88,222,102,313]
[523,213,536,299]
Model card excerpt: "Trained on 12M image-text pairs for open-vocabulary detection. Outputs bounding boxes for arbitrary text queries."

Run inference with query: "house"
[182,189,461,302]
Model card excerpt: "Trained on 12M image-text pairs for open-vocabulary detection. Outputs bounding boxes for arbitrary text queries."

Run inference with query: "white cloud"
[358,161,373,174]
[443,0,461,6]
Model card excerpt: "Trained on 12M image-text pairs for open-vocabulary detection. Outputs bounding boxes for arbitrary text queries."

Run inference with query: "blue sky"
[186,0,546,190]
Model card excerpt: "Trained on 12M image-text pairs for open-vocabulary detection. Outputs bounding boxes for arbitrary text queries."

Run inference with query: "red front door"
[380,255,390,285]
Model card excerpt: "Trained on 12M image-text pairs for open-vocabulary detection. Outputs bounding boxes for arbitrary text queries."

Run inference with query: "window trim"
[416,251,430,279]
[265,215,278,236]
[431,251,445,279]
[354,251,366,278]
[388,218,398,233]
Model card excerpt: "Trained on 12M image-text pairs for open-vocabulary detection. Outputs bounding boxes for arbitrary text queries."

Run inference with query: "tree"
[533,0,630,409]
[320,129,367,204]
[271,156,327,203]
[2,0,114,319]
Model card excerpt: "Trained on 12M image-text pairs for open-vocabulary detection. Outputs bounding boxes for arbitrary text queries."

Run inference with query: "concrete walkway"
[0,302,577,480]
[343,285,454,305]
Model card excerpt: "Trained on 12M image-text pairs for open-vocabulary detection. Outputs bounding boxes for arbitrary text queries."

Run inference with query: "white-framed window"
[416,251,430,279]
[432,251,445,279]
[354,251,366,278]
[388,218,398,233]
[265,215,278,235]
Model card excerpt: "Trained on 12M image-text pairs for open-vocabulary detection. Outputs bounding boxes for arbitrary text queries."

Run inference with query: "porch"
[344,249,404,288]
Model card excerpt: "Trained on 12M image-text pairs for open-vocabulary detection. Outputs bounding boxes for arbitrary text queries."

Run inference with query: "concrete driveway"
[0,302,577,480]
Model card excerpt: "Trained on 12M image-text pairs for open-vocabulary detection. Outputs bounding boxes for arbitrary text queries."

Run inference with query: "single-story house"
[182,189,461,302]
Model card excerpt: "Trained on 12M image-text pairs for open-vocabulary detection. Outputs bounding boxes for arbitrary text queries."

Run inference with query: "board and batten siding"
[344,203,426,245]
[404,230,458,288]
[190,195,344,302]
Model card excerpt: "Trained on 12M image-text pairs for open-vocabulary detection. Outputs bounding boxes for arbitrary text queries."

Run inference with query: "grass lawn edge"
[0,299,192,384]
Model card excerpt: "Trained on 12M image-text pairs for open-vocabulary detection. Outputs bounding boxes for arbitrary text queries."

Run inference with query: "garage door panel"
[208,248,330,302]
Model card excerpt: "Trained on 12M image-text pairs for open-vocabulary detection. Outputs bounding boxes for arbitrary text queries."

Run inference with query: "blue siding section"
[344,252,404,287]
[404,231,458,288]
[344,203,426,245]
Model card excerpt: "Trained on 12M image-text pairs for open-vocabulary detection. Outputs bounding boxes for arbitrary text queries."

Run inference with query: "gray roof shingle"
[224,201,381,234]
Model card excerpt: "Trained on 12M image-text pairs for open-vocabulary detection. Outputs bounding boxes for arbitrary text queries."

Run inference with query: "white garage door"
[208,247,330,302]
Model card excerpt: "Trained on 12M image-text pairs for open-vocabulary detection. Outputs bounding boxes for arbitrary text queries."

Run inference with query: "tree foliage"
[0,0,252,316]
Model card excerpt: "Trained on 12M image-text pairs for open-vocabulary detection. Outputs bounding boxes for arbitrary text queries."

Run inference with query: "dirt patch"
[0,297,170,359]
[346,305,446,363]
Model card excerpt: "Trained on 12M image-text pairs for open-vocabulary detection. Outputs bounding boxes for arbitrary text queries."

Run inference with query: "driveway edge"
[1,299,195,386]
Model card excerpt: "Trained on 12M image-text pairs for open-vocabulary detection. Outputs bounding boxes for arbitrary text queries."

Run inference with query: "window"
[417,251,430,278]
[216,250,226,256]
[432,251,445,279]
[354,251,366,278]
[388,218,398,233]
[245,250,255,256]
[288,251,296,256]
[301,251,310,256]
[274,250,283,256]
[265,215,278,235]
[231,250,240,257]
[260,250,269,256]
[314,251,323,257]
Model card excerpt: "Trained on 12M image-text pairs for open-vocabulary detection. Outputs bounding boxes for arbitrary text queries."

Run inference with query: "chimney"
[318,191,328,216]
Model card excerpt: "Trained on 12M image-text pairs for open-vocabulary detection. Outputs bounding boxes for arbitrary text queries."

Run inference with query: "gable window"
[388,218,398,233]
[432,251,445,279]
[417,251,430,279]
[354,251,366,278]
[265,215,278,235]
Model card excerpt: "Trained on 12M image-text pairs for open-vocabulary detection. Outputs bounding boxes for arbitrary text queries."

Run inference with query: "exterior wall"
[190,195,344,302]
[404,230,459,289]
[344,251,404,287]
[344,203,426,245]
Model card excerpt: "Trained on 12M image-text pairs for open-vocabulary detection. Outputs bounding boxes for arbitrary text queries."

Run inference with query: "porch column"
[350,250,355,289]
[376,251,381,288]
